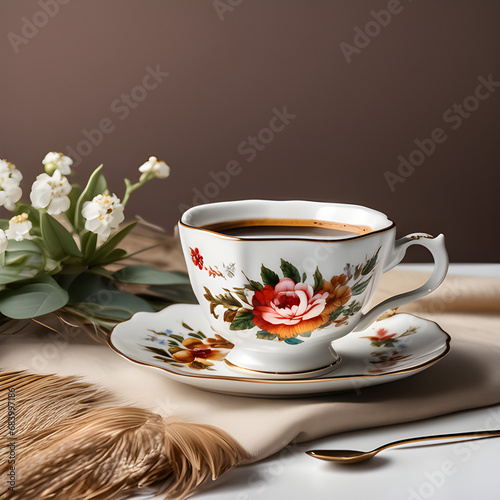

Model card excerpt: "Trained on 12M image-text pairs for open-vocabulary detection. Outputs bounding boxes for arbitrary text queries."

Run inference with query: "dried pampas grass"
[0,371,248,500]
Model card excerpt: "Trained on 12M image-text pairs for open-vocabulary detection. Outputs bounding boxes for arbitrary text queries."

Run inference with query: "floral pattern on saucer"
[109,305,451,398]
[142,324,233,371]
[362,325,420,373]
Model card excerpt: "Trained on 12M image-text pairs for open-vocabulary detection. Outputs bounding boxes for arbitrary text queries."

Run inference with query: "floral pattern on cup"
[142,323,234,371]
[189,247,236,279]
[363,324,419,373]
[201,247,381,344]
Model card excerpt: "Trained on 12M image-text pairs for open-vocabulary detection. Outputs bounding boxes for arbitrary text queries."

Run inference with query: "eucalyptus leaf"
[149,284,198,304]
[0,264,40,285]
[70,291,154,322]
[114,266,190,285]
[6,239,43,254]
[0,277,69,319]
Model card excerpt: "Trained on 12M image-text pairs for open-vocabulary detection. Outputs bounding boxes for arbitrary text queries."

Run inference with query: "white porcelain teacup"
[178,200,448,376]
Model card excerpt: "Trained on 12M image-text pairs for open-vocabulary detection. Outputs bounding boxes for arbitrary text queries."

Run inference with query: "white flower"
[0,159,23,185]
[81,193,125,244]
[42,152,73,175]
[30,169,72,215]
[0,180,23,211]
[139,156,170,179]
[5,213,34,241]
[0,229,7,254]
[0,160,23,211]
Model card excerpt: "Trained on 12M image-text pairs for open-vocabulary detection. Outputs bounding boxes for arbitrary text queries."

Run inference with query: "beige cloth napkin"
[1,226,499,467]
[1,262,500,466]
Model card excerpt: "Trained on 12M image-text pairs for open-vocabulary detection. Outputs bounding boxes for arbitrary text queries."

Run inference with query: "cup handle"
[355,233,449,331]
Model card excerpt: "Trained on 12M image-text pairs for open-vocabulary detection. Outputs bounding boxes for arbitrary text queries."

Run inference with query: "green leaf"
[144,346,171,358]
[70,291,154,322]
[256,330,278,340]
[299,331,312,338]
[64,183,82,228]
[329,306,345,321]
[0,277,69,319]
[351,279,371,296]
[344,301,362,316]
[149,284,198,304]
[284,337,303,345]
[189,332,205,340]
[80,231,97,260]
[280,259,301,283]
[88,221,137,265]
[0,264,39,285]
[229,309,255,330]
[249,280,264,291]
[90,248,128,266]
[361,247,381,276]
[313,267,324,293]
[260,265,280,287]
[114,266,191,285]
[169,334,185,343]
[74,164,104,231]
[6,239,43,254]
[182,322,193,331]
[302,272,307,282]
[40,212,83,260]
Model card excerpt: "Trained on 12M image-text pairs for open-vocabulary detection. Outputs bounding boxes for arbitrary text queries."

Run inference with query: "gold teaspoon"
[306,429,500,463]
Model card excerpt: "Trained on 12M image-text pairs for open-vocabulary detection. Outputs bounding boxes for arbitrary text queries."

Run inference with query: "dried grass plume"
[0,371,248,500]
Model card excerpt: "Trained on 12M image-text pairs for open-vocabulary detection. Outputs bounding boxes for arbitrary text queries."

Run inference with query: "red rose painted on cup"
[252,278,329,339]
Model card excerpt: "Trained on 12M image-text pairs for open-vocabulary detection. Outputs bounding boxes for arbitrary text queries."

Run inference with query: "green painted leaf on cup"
[284,337,303,345]
[280,259,301,283]
[313,267,323,293]
[351,279,371,296]
[361,247,381,276]
[229,309,255,330]
[256,330,278,340]
[260,265,280,287]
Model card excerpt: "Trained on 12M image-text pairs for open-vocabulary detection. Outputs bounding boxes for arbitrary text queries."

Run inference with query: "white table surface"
[136,264,500,500]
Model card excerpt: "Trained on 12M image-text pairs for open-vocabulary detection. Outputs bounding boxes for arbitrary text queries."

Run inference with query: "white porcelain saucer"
[108,304,450,398]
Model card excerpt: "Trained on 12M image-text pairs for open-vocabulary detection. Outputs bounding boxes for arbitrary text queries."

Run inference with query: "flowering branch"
[0,152,187,327]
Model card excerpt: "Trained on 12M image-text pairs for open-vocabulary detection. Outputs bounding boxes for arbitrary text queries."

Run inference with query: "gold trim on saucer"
[108,314,451,386]
[223,357,342,377]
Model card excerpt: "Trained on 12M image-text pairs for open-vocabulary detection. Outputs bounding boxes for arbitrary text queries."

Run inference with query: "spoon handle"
[375,429,500,453]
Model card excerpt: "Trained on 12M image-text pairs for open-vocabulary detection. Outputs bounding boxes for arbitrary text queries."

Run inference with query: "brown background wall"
[1,0,499,262]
